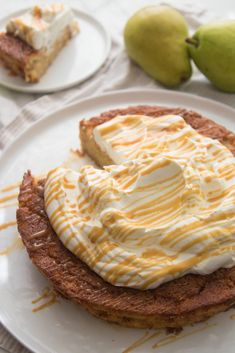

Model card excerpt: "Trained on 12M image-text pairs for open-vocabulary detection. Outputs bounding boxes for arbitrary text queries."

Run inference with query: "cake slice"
[80,105,235,167]
[0,4,79,82]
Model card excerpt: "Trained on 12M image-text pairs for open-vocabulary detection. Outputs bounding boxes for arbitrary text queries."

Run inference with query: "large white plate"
[1,89,235,353]
[0,8,110,93]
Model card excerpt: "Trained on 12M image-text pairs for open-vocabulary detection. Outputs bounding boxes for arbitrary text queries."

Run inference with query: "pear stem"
[185,37,199,47]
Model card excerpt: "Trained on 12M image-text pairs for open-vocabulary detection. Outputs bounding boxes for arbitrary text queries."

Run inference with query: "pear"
[124,5,192,87]
[186,21,235,93]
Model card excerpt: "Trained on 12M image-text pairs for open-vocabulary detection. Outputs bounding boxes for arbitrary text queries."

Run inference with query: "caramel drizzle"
[0,181,20,193]
[0,236,24,256]
[0,193,18,204]
[0,190,18,212]
[0,173,46,196]
[152,323,216,349]
[0,201,18,209]
[0,218,22,256]
[32,287,59,313]
[122,323,216,353]
[0,220,17,231]
[122,331,161,353]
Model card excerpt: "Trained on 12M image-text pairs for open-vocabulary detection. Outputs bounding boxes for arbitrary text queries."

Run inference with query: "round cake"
[17,105,235,329]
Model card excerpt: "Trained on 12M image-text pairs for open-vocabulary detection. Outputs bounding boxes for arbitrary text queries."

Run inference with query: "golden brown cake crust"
[0,28,74,82]
[17,106,235,329]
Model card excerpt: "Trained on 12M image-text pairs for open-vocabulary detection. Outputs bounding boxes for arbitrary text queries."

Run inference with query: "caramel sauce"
[123,323,216,353]
[0,181,20,192]
[0,236,24,256]
[141,159,171,176]
[0,220,17,231]
[121,174,138,189]
[0,174,45,196]
[0,201,18,209]
[129,181,183,217]
[112,137,142,148]
[205,176,213,183]
[64,184,76,189]
[152,323,216,349]
[32,287,59,313]
[0,193,18,204]
[100,123,121,136]
[142,249,167,259]
[122,331,161,353]
[64,224,86,246]
[163,120,185,132]
[122,116,142,126]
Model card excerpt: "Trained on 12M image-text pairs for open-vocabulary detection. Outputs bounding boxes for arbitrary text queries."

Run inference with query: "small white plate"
[0,90,235,353]
[0,8,111,93]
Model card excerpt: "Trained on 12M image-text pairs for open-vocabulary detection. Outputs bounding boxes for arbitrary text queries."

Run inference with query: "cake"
[80,105,235,166]
[0,4,79,82]
[17,105,235,328]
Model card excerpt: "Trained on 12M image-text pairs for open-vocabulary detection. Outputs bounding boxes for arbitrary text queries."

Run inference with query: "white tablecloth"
[0,0,235,352]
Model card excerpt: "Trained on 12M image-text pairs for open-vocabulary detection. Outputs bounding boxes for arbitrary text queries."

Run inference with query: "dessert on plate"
[0,3,79,82]
[17,105,235,328]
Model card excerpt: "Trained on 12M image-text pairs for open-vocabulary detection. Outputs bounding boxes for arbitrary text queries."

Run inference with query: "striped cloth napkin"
[0,1,234,352]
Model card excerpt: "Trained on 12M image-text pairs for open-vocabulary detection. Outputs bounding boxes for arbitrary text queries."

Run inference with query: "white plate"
[0,8,110,93]
[0,89,235,353]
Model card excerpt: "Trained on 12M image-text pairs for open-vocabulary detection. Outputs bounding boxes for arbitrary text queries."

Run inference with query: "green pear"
[186,21,235,93]
[124,5,192,87]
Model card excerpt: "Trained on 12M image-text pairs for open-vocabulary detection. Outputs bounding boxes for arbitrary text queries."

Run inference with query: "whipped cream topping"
[45,114,235,289]
[6,4,79,50]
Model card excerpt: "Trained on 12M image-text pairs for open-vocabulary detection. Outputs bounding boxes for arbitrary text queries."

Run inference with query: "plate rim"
[1,88,235,353]
[0,6,111,94]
